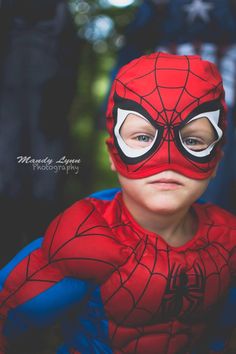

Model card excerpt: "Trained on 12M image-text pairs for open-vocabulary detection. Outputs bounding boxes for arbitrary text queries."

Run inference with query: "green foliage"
[65,1,139,201]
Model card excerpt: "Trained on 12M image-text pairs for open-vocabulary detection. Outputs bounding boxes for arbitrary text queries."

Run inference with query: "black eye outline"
[174,100,223,163]
[112,94,164,165]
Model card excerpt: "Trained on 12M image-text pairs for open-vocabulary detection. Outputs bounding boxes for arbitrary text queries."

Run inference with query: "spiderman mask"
[106,52,227,180]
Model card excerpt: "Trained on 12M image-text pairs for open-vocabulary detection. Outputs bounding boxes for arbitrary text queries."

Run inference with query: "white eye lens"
[114,108,158,158]
[179,110,222,157]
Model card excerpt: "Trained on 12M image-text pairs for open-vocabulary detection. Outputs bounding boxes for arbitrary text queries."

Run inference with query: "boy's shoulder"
[197,201,236,228]
[41,190,129,281]
[196,203,236,252]
[43,194,118,247]
[42,189,125,264]
[46,188,121,233]
[52,188,120,226]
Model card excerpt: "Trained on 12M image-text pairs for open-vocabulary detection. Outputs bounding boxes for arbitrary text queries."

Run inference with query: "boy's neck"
[122,193,197,247]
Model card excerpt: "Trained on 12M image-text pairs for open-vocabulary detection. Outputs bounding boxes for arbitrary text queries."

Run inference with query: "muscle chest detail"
[88,196,236,325]
[101,234,231,325]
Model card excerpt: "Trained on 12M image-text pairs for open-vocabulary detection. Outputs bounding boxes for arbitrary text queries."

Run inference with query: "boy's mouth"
[149,178,183,190]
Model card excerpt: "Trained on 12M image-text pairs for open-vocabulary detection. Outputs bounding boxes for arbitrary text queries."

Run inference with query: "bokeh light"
[100,0,136,8]
[83,15,114,41]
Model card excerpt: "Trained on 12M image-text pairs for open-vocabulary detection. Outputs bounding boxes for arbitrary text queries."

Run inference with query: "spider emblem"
[160,262,205,321]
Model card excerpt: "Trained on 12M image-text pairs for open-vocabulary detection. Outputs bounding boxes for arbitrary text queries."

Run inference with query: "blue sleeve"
[0,238,93,352]
[0,237,43,291]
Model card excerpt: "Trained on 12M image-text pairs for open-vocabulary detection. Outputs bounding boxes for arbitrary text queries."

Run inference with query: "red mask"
[106,52,227,180]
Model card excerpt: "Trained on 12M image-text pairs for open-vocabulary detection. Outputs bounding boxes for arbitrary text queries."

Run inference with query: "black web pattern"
[0,196,235,354]
[114,53,223,174]
[99,197,235,353]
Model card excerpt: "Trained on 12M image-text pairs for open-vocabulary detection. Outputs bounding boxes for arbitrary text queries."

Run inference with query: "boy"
[0,52,236,354]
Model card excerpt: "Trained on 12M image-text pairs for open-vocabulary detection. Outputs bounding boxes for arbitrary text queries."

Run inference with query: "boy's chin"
[143,194,190,215]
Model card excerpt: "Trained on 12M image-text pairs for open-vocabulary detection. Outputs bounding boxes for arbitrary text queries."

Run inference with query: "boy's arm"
[0,239,91,353]
[0,221,91,352]
[0,199,124,353]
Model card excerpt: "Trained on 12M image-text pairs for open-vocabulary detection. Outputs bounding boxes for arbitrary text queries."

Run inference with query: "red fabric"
[0,192,236,353]
[106,52,227,180]
[95,193,236,353]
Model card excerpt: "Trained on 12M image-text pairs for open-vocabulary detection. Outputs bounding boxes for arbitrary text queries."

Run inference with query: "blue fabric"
[127,2,153,29]
[209,339,226,351]
[56,345,70,354]
[3,274,112,353]
[61,286,112,354]
[89,188,121,201]
[206,287,236,352]
[2,186,234,353]
[216,287,236,328]
[1,208,112,353]
[4,277,93,338]
[0,237,43,291]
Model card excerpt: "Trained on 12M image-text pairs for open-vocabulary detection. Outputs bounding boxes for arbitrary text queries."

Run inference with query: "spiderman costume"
[0,53,236,354]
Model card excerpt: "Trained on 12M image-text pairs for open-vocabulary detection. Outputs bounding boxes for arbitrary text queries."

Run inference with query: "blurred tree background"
[64,0,139,205]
